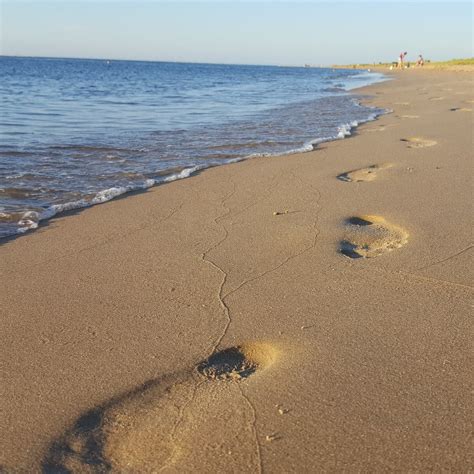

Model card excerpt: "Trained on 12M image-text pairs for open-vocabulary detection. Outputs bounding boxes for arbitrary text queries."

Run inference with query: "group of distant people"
[398,51,424,69]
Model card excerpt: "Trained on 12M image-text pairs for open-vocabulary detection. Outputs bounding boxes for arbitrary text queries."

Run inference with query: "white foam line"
[343,71,391,91]
[11,166,206,236]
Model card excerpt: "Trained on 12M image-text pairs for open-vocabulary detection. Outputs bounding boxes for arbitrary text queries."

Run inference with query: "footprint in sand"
[450,107,472,112]
[401,137,437,149]
[340,215,408,259]
[364,124,395,133]
[42,343,277,472]
[337,163,392,183]
[198,344,276,380]
[429,96,445,101]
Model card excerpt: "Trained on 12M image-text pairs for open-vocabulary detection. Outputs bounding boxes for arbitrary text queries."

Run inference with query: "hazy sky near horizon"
[1,1,472,65]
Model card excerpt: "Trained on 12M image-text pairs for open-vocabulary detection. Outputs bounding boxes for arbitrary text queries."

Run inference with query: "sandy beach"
[1,69,472,471]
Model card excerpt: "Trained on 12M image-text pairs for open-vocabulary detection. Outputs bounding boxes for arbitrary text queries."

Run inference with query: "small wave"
[0,150,34,157]
[5,172,47,180]
[2,166,206,238]
[322,87,345,93]
[0,211,32,223]
[207,140,292,151]
[150,166,185,178]
[0,122,29,127]
[0,187,38,199]
[49,145,143,153]
[2,131,28,135]
[199,153,236,160]
[276,105,387,153]
[18,111,62,117]
[97,100,140,106]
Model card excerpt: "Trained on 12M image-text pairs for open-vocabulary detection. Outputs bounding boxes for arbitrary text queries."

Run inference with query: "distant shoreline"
[331,57,474,72]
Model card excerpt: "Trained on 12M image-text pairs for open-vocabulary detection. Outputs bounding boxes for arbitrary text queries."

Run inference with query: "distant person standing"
[398,51,408,69]
[417,54,424,66]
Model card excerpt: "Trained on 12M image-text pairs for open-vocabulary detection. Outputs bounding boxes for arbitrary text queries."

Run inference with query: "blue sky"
[1,1,472,65]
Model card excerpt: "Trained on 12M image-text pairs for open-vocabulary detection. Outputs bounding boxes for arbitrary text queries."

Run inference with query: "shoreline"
[332,62,474,72]
[1,69,389,243]
[1,69,472,471]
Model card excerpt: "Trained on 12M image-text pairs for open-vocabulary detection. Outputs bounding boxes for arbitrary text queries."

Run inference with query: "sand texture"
[1,70,473,472]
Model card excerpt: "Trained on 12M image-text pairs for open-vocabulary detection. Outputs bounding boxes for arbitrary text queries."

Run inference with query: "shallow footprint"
[340,215,408,258]
[337,163,392,183]
[42,372,191,472]
[401,137,437,148]
[43,343,277,472]
[364,124,395,132]
[450,107,472,112]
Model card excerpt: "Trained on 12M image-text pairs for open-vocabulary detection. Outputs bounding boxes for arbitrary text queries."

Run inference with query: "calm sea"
[0,57,387,239]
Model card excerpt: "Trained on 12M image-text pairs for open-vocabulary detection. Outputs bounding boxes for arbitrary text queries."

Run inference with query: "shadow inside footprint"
[198,347,257,380]
[340,240,364,259]
[337,167,375,183]
[450,107,472,112]
[346,216,372,226]
[198,343,276,381]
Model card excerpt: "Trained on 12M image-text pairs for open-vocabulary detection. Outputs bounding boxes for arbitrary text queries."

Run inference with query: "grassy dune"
[334,58,474,71]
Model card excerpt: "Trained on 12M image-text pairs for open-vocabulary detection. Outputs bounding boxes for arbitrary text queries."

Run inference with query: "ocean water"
[0,57,387,239]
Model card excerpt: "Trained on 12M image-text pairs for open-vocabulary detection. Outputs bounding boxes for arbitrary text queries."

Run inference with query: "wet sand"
[1,69,472,471]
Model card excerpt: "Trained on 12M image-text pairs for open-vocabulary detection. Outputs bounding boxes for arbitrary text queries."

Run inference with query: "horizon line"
[0,53,339,69]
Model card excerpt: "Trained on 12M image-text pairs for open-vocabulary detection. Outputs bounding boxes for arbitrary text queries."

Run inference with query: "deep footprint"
[42,343,276,471]
[340,215,408,258]
[337,163,392,183]
[401,137,437,148]
[198,343,276,381]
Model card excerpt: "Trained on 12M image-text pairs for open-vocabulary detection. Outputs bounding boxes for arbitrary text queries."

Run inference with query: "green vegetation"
[333,58,474,70]
[427,58,474,66]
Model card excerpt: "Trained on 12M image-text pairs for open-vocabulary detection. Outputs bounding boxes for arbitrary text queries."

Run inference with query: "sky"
[1,1,472,66]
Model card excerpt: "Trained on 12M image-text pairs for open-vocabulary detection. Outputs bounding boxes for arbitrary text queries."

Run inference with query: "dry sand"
[1,69,472,472]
